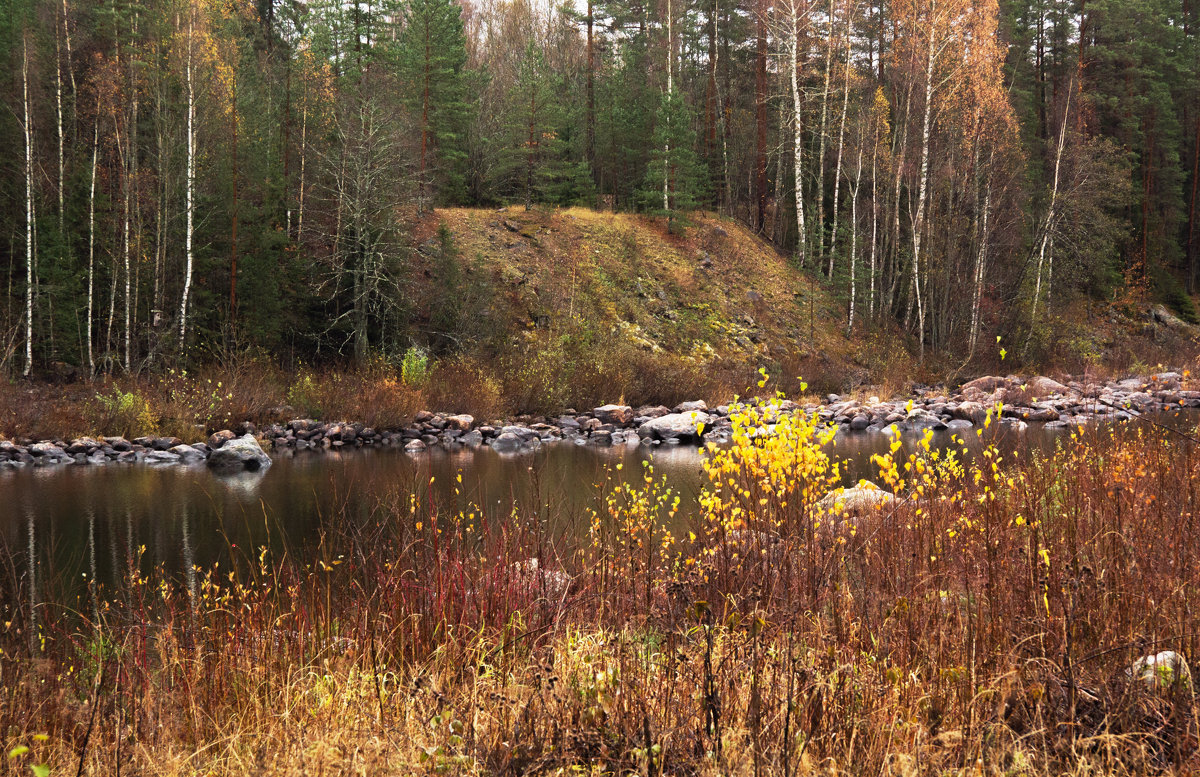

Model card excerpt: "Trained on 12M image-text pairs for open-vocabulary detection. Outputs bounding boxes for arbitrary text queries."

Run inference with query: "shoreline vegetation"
[4,395,1200,774]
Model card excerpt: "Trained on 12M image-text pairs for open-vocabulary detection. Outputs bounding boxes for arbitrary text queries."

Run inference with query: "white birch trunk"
[23,38,34,377]
[1032,86,1071,324]
[663,0,673,212]
[87,117,98,374]
[788,0,807,266]
[179,7,196,348]
[848,138,863,331]
[868,124,878,317]
[910,21,937,360]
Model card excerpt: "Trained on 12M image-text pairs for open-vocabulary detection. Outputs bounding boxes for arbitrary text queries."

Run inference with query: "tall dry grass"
[3,401,1200,775]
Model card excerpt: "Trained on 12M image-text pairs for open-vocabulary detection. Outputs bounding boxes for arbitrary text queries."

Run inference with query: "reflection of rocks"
[213,468,269,499]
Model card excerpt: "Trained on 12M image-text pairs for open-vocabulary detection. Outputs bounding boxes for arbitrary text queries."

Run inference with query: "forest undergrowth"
[3,398,1200,775]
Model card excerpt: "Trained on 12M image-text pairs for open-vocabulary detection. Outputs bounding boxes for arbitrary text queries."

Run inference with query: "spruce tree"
[397,0,470,210]
[639,88,705,229]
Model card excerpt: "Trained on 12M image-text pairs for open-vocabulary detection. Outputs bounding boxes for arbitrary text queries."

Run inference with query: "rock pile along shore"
[2,372,1196,470]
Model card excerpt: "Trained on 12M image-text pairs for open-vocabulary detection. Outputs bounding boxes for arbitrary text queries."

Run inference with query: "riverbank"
[4,397,1198,774]
[3,370,1197,471]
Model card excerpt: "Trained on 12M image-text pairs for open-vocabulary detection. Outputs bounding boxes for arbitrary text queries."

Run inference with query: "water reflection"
[4,411,1195,613]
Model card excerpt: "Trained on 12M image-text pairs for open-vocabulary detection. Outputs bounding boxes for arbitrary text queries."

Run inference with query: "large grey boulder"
[206,433,272,473]
[638,411,714,442]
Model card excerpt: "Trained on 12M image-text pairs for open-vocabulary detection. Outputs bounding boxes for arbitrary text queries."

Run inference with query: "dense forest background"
[0,0,1197,376]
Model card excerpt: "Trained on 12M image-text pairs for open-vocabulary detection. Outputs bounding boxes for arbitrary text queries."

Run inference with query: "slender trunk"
[816,0,834,261]
[298,97,308,246]
[715,0,732,210]
[1187,115,1199,291]
[56,27,65,237]
[788,0,808,266]
[230,74,239,325]
[847,136,863,331]
[828,2,853,276]
[87,117,98,375]
[23,38,35,377]
[528,85,536,212]
[586,0,595,170]
[664,0,673,212]
[179,7,196,348]
[125,24,138,372]
[754,0,768,230]
[868,122,878,318]
[1032,84,1071,324]
[910,23,936,361]
[419,19,431,213]
[887,88,911,315]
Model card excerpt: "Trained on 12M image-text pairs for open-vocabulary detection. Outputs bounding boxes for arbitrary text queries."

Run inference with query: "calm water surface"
[5,416,1187,612]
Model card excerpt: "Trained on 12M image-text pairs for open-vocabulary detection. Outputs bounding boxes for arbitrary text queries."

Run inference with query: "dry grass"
[3,401,1200,775]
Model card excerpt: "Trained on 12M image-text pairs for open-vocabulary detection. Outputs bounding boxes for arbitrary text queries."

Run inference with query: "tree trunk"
[788,0,808,266]
[88,116,98,375]
[828,2,853,276]
[1188,115,1199,291]
[23,37,35,377]
[847,136,863,331]
[179,7,196,348]
[816,0,834,262]
[664,0,674,212]
[910,22,936,360]
[587,0,595,172]
[754,0,769,231]
[868,120,878,318]
[230,72,239,325]
[1032,84,1071,324]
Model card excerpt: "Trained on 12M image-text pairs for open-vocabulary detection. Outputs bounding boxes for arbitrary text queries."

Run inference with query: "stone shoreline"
[2,371,1196,471]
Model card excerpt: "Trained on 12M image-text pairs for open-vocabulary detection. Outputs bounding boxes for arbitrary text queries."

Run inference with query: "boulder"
[144,450,181,464]
[593,404,634,426]
[206,434,272,473]
[491,432,525,452]
[1025,376,1069,398]
[28,442,68,459]
[170,444,206,463]
[638,411,714,442]
[208,430,236,450]
[674,400,709,414]
[816,481,895,521]
[951,401,987,424]
[404,439,427,453]
[961,376,1009,394]
[445,414,475,432]
[460,429,484,447]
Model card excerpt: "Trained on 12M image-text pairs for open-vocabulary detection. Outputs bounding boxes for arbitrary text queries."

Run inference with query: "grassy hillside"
[409,207,883,410]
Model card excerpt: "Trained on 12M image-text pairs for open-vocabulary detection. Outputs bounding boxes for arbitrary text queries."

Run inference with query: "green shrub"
[89,388,157,438]
[400,346,431,387]
[287,373,323,418]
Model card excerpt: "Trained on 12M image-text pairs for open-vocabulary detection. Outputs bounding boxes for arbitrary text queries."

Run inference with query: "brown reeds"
[2,405,1199,775]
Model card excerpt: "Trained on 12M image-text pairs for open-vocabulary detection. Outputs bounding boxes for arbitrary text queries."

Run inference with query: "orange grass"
[2,400,1199,775]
